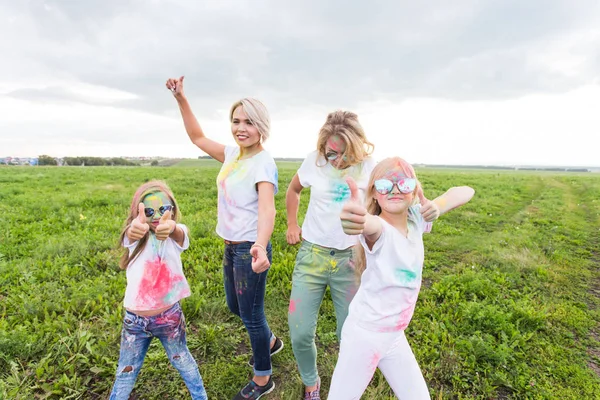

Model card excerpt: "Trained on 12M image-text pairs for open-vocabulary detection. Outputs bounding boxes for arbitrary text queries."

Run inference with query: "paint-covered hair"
[229,98,271,142]
[118,180,181,270]
[353,157,427,277]
[316,110,374,169]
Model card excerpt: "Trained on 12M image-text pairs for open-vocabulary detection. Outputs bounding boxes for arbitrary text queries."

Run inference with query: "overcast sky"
[2,0,599,166]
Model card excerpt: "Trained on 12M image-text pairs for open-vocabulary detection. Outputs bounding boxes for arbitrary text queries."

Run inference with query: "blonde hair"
[118,180,181,270]
[353,157,427,276]
[316,110,374,169]
[229,98,271,142]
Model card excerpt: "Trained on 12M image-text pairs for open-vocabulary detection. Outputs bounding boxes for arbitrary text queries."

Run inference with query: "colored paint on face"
[142,191,171,222]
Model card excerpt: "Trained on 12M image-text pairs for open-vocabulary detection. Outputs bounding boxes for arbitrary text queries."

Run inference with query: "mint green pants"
[287,240,358,386]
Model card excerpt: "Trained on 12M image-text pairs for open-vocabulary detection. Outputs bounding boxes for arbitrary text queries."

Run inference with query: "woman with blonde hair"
[285,110,375,399]
[328,157,474,399]
[166,76,281,399]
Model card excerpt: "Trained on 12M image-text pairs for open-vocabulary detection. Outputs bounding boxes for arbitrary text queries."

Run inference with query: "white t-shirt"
[123,224,191,311]
[216,146,279,242]
[348,206,432,332]
[298,151,376,250]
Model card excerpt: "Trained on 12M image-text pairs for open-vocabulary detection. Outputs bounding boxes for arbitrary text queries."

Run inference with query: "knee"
[170,351,198,371]
[289,323,315,347]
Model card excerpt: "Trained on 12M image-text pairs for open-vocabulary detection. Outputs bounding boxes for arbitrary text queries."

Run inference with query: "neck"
[239,143,263,159]
[380,209,409,235]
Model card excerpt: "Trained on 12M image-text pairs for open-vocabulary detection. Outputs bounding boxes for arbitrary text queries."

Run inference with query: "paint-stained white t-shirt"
[348,207,432,332]
[216,146,279,242]
[122,225,191,311]
[297,151,376,250]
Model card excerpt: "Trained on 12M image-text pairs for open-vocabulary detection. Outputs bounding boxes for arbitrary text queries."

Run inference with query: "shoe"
[233,377,275,399]
[304,377,321,400]
[248,336,284,367]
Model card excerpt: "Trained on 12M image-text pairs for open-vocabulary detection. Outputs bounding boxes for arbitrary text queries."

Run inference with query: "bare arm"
[285,174,304,244]
[167,76,226,163]
[256,181,276,248]
[433,186,475,216]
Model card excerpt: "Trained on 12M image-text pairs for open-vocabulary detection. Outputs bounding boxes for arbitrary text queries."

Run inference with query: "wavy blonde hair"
[118,180,181,270]
[353,157,427,277]
[316,110,374,169]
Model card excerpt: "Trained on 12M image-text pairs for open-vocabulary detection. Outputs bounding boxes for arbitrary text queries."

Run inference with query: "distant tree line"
[36,155,139,166]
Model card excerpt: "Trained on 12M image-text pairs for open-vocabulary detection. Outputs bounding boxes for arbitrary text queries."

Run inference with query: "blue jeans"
[223,241,274,376]
[109,302,207,400]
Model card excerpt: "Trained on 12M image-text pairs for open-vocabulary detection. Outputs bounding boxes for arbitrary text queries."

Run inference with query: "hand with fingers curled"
[419,199,441,222]
[286,224,302,245]
[128,203,150,241]
[340,176,367,236]
[155,210,176,241]
[165,76,185,98]
[250,243,270,273]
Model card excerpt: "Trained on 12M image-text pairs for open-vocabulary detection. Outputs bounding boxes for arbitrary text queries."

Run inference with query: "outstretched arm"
[166,76,226,163]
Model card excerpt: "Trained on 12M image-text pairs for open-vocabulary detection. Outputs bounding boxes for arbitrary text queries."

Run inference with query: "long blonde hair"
[316,110,374,169]
[118,180,181,270]
[353,157,427,277]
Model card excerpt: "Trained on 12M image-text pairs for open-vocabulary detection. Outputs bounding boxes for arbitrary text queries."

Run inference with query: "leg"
[223,243,240,317]
[328,247,359,341]
[233,241,273,377]
[109,313,152,400]
[288,241,328,387]
[153,304,208,400]
[328,318,380,400]
[378,331,430,400]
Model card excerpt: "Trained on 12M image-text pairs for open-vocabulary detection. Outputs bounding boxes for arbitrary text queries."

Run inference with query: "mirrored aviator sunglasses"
[374,178,417,195]
[144,204,174,218]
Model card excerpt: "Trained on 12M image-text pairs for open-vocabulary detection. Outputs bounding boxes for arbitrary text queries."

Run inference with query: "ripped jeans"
[109,302,207,400]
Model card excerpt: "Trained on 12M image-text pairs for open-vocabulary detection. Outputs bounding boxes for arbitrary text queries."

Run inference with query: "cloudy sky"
[2,0,599,166]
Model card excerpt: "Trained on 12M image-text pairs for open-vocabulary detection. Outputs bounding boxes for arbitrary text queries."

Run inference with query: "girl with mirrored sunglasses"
[328,157,475,399]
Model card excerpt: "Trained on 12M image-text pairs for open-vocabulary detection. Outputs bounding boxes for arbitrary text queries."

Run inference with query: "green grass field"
[1,165,599,399]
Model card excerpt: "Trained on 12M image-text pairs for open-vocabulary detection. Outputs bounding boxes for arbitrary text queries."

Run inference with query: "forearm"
[362,214,382,243]
[255,206,276,248]
[286,189,300,227]
[433,186,475,215]
[169,224,186,247]
[176,96,206,144]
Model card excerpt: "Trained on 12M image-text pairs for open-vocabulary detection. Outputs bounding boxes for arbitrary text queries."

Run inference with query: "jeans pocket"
[232,242,252,259]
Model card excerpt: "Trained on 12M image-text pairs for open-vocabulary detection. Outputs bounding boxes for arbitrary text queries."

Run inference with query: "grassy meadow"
[1,163,599,399]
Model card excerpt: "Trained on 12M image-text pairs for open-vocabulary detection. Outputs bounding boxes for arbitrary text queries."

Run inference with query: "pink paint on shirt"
[369,352,381,372]
[136,257,185,309]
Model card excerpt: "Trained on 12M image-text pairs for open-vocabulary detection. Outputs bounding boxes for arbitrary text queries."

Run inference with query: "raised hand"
[250,244,270,273]
[418,191,440,222]
[286,224,302,245]
[165,76,185,98]
[129,203,150,241]
[340,177,367,235]
[155,210,176,241]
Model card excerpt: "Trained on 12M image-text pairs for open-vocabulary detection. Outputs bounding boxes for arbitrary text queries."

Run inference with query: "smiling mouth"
[236,135,249,140]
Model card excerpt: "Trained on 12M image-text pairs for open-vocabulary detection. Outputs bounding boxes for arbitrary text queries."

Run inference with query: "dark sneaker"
[304,377,321,400]
[233,377,275,399]
[248,336,284,367]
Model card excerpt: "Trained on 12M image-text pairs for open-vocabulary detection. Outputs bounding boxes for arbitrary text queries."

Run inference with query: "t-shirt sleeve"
[254,155,279,195]
[297,151,318,188]
[358,216,387,254]
[410,204,432,234]
[172,223,190,252]
[122,234,139,254]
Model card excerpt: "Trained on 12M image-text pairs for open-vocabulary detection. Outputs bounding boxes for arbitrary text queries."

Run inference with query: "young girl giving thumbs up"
[328,158,474,400]
[109,181,207,400]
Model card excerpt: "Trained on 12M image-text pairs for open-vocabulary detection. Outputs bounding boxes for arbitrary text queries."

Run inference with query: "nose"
[390,183,401,194]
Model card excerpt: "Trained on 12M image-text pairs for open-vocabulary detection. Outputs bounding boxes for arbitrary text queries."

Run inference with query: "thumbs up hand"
[155,210,176,241]
[340,177,367,235]
[128,203,150,241]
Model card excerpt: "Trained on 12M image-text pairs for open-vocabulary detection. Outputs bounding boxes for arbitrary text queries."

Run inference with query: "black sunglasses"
[144,204,174,218]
